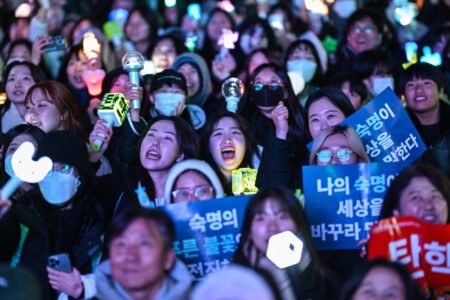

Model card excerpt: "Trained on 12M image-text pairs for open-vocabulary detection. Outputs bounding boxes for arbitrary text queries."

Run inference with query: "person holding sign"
[233,186,338,300]
[399,63,450,178]
[164,159,224,204]
[379,164,450,225]
[309,125,370,166]
[201,111,256,195]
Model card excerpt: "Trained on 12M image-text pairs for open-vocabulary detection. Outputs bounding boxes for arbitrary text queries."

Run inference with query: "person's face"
[249,52,269,75]
[5,65,35,105]
[316,133,358,165]
[109,218,174,295]
[151,39,177,70]
[287,44,316,63]
[172,170,214,203]
[66,52,89,89]
[5,134,36,158]
[178,63,200,96]
[71,19,92,44]
[250,199,297,253]
[253,67,286,118]
[140,120,182,172]
[352,267,406,300]
[207,12,232,42]
[341,81,362,110]
[404,77,441,115]
[308,98,346,139]
[209,117,246,175]
[126,11,150,43]
[395,177,448,225]
[110,74,130,94]
[9,44,31,61]
[25,88,64,133]
[347,17,381,54]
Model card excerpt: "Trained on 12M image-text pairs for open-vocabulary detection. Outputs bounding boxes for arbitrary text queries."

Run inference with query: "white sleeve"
[56,273,97,300]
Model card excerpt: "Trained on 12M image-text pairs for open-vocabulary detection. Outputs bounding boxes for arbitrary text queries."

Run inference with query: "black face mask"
[250,85,285,107]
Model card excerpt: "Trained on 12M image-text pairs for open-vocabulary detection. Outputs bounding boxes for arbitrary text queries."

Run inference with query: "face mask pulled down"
[39,171,81,206]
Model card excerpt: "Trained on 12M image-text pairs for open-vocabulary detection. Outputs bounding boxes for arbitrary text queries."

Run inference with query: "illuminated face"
[126,11,150,44]
[352,267,406,300]
[178,63,200,97]
[140,120,181,172]
[110,219,174,296]
[316,133,357,165]
[341,81,362,110]
[308,98,346,139]
[395,177,448,225]
[250,199,297,253]
[110,74,129,94]
[248,52,269,75]
[172,170,214,203]
[253,67,285,118]
[287,44,316,63]
[347,17,381,54]
[5,65,36,105]
[151,39,177,70]
[25,88,64,133]
[207,11,232,42]
[209,117,246,176]
[66,52,89,89]
[9,44,31,62]
[404,77,441,115]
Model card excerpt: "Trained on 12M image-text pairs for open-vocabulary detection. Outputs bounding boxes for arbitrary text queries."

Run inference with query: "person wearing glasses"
[309,125,370,166]
[241,63,307,191]
[163,159,224,204]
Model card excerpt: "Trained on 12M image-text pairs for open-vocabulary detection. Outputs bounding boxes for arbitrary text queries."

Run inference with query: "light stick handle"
[1,176,22,199]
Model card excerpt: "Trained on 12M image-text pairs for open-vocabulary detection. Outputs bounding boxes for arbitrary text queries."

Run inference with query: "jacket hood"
[95,259,192,300]
[164,159,225,203]
[172,53,212,107]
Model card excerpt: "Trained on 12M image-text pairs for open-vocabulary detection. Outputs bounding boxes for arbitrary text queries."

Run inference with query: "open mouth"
[414,96,427,102]
[422,214,437,223]
[146,149,161,160]
[221,147,235,160]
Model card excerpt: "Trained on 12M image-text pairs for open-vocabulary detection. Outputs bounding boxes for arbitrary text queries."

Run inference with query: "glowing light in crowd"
[218,29,239,50]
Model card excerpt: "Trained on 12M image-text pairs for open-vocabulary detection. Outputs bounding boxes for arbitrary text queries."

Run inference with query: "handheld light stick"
[217,28,239,59]
[266,231,304,268]
[231,168,258,195]
[83,32,101,60]
[82,69,106,97]
[122,51,145,110]
[1,142,53,199]
[222,77,244,113]
[91,93,130,151]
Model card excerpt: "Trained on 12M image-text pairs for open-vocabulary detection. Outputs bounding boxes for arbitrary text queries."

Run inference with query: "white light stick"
[222,78,244,113]
[1,142,53,199]
[266,231,304,269]
[122,51,145,110]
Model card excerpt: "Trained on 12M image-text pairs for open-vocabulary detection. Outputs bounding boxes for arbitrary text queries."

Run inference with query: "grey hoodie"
[95,259,192,300]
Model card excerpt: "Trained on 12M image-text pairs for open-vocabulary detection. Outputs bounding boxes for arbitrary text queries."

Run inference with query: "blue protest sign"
[307,88,426,165]
[160,195,250,280]
[303,162,402,250]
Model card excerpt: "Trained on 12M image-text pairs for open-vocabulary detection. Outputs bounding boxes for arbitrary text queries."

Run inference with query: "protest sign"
[369,216,450,296]
[303,162,402,250]
[307,88,426,165]
[160,195,250,280]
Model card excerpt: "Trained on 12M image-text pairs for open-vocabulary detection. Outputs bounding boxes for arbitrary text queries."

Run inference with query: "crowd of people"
[0,0,449,299]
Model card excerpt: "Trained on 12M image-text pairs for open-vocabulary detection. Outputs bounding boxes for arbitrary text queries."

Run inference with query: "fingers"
[271,101,289,120]
[90,120,112,143]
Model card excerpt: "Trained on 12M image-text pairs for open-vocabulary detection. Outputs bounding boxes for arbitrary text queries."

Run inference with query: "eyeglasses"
[316,149,353,163]
[172,186,214,201]
[350,26,376,36]
[252,81,284,91]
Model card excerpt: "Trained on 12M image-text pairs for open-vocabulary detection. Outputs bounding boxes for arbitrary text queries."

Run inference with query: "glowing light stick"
[305,0,329,15]
[83,32,101,60]
[91,93,130,151]
[122,51,145,110]
[82,69,106,97]
[103,21,124,48]
[231,168,258,196]
[222,77,244,113]
[218,28,239,55]
[420,46,442,66]
[266,231,304,268]
[1,142,52,199]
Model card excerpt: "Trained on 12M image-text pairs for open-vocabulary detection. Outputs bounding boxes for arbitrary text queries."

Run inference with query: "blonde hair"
[309,125,370,165]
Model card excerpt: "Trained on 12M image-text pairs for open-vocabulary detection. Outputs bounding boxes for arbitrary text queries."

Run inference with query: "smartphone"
[42,36,66,53]
[187,3,201,21]
[48,253,72,273]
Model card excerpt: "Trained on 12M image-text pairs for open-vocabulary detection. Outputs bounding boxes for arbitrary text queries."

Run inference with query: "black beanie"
[35,130,93,179]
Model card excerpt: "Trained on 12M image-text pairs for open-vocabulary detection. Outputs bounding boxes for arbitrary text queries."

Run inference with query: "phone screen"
[187,3,201,21]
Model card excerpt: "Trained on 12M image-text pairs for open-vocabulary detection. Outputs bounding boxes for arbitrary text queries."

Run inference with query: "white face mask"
[154,93,186,117]
[39,171,80,206]
[4,154,14,178]
[372,77,394,96]
[287,59,318,83]
[333,0,357,19]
